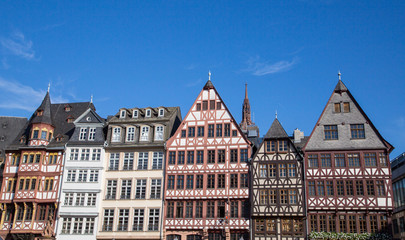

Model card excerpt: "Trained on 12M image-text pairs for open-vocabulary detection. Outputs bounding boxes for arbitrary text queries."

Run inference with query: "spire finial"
[275,110,278,119]
[90,94,93,103]
[245,82,248,99]
[47,82,50,93]
[208,70,211,81]
[338,70,341,81]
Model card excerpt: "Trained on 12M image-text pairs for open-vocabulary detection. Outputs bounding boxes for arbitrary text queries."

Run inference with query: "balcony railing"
[133,224,143,231]
[117,224,128,231]
[103,224,113,231]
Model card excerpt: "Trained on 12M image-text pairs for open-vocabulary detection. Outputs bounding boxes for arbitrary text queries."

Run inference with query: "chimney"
[293,128,304,143]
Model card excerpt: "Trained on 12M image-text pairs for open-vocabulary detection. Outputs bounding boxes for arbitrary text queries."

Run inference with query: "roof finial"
[90,94,93,103]
[338,70,341,81]
[275,110,278,119]
[208,70,211,81]
[47,82,50,93]
[245,82,248,99]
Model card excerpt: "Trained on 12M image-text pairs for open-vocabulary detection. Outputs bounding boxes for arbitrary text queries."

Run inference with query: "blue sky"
[0,1,404,158]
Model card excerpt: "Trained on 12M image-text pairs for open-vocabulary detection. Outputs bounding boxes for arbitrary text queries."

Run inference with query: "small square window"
[324,125,338,140]
[351,124,365,139]
[232,130,237,137]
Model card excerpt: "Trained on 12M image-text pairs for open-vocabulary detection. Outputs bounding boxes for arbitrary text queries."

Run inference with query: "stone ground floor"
[251,216,306,240]
[164,228,249,240]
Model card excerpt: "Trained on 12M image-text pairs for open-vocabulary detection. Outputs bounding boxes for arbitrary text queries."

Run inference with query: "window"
[351,124,365,139]
[48,153,57,164]
[196,202,203,218]
[92,149,101,161]
[70,149,79,160]
[126,127,135,142]
[210,100,215,110]
[208,124,214,137]
[230,201,238,218]
[75,193,85,206]
[79,128,87,140]
[186,175,194,189]
[186,202,193,218]
[150,179,161,199]
[230,174,238,188]
[288,164,296,177]
[217,150,225,163]
[348,215,356,233]
[106,180,117,199]
[87,193,97,206]
[67,170,76,182]
[259,164,267,178]
[120,110,126,118]
[138,152,149,170]
[155,126,164,141]
[84,217,95,234]
[196,151,203,164]
[343,102,350,112]
[268,164,276,177]
[334,103,341,113]
[217,174,225,188]
[328,215,336,232]
[348,153,360,167]
[202,101,208,110]
[103,209,114,231]
[367,180,375,196]
[241,173,248,188]
[346,180,354,195]
[152,152,163,169]
[62,217,72,234]
[336,180,344,196]
[224,124,230,137]
[230,149,238,163]
[379,153,387,167]
[321,154,332,168]
[167,176,175,189]
[188,127,195,137]
[324,125,338,140]
[279,164,286,177]
[33,130,39,139]
[109,153,119,170]
[44,178,54,191]
[89,170,99,182]
[326,181,334,196]
[334,153,345,167]
[41,130,47,140]
[376,180,385,196]
[148,209,159,231]
[278,140,288,151]
[339,215,346,232]
[64,193,74,206]
[88,128,96,140]
[121,179,132,199]
[118,209,129,231]
[280,190,288,204]
[112,128,121,142]
[181,130,186,138]
[240,149,248,162]
[81,149,90,161]
[197,126,204,137]
[133,110,138,118]
[146,109,151,117]
[207,175,215,188]
[208,150,215,163]
[364,153,376,167]
[73,217,83,234]
[159,108,164,117]
[196,175,203,189]
[167,202,174,218]
[169,151,176,165]
[217,201,225,218]
[317,181,325,196]
[196,103,201,111]
[308,155,318,168]
[140,126,149,141]
[176,202,184,218]
[232,130,237,136]
[260,190,268,205]
[216,124,222,137]
[187,151,194,164]
[133,209,144,231]
[177,151,185,164]
[77,170,87,182]
[177,175,184,189]
[269,190,276,204]
[135,179,147,199]
[281,219,291,233]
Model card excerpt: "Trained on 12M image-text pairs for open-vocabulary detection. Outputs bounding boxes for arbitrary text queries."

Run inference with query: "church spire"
[240,83,253,130]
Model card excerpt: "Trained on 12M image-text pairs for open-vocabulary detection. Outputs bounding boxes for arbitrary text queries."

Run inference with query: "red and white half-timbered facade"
[164,78,252,240]
[303,77,394,234]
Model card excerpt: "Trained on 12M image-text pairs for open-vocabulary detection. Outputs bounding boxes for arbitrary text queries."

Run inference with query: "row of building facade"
[0,73,396,240]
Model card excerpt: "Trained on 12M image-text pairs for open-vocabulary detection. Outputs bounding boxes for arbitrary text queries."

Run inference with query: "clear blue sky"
[0,1,404,159]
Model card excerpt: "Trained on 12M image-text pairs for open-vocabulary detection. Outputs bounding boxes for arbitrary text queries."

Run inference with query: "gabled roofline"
[73,108,105,125]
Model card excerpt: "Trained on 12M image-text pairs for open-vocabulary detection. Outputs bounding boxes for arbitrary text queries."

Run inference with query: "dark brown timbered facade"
[0,91,94,240]
[163,77,252,240]
[251,118,306,240]
[303,77,394,235]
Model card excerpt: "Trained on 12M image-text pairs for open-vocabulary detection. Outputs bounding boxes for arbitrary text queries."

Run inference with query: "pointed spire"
[208,70,211,81]
[31,91,53,125]
[334,71,348,92]
[338,70,341,81]
[47,82,50,93]
[245,83,248,99]
[240,83,253,130]
[264,118,289,139]
[275,110,278,119]
[204,70,214,89]
[90,94,93,103]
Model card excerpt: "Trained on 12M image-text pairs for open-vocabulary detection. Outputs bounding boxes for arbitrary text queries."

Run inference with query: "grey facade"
[391,152,405,240]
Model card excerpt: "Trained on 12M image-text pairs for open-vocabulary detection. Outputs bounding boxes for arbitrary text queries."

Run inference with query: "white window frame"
[140,126,149,141]
[158,108,164,117]
[133,110,138,118]
[120,110,126,119]
[112,128,121,142]
[126,127,135,142]
[79,128,87,141]
[64,193,74,206]
[154,126,164,141]
[88,128,96,140]
[146,109,151,117]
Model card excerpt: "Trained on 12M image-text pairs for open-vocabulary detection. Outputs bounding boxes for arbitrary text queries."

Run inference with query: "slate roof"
[109,107,180,123]
[264,118,289,139]
[0,117,27,158]
[334,79,348,92]
[8,100,95,150]
[31,92,53,125]
[203,80,214,89]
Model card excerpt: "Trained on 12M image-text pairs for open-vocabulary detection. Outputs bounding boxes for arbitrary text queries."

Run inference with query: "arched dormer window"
[133,110,139,118]
[37,110,43,116]
[146,109,151,118]
[120,110,126,119]
[112,127,121,142]
[158,108,164,117]
[140,126,149,141]
[154,125,164,141]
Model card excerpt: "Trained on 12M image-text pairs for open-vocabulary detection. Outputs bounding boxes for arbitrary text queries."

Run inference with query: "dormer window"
[140,126,149,141]
[79,128,87,141]
[155,126,164,141]
[120,110,126,119]
[64,106,71,112]
[158,109,164,117]
[41,130,47,140]
[146,109,151,118]
[112,128,121,142]
[20,136,25,144]
[88,128,96,140]
[37,110,43,116]
[133,110,139,118]
[33,130,39,139]
[66,116,75,123]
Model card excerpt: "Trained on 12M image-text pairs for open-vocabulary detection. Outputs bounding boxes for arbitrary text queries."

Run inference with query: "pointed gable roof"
[75,108,105,124]
[264,118,289,139]
[334,79,348,92]
[31,91,53,125]
[203,80,214,89]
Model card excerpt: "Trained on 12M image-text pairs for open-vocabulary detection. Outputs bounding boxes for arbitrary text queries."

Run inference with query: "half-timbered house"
[0,90,94,240]
[164,75,252,240]
[303,75,394,234]
[251,118,306,240]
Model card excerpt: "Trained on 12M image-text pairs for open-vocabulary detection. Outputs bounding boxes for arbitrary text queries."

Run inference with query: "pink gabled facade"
[164,78,252,240]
